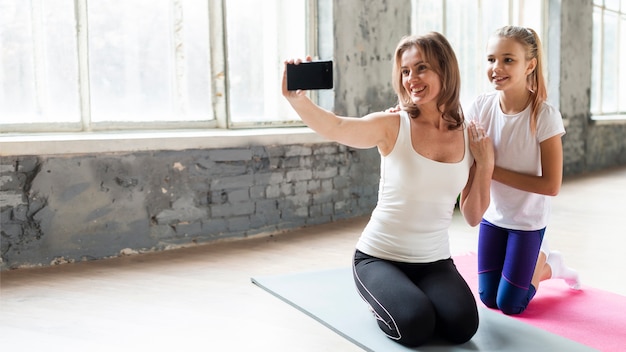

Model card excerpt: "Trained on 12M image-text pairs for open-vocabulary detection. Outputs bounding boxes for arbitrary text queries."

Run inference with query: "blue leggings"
[353,250,479,347]
[477,219,545,315]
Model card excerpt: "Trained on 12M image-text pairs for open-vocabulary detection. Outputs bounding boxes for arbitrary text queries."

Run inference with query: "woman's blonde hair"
[493,26,547,134]
[392,32,463,130]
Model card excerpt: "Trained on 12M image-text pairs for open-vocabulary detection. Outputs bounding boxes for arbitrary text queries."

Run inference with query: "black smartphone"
[286,60,333,91]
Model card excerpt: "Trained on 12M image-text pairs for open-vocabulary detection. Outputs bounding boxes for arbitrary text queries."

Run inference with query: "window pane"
[181,0,213,121]
[591,8,603,113]
[226,0,307,125]
[88,0,212,123]
[601,11,618,113]
[479,0,509,36]
[520,0,543,31]
[474,0,510,105]
[605,0,620,10]
[413,0,443,34]
[0,0,79,125]
[620,13,626,112]
[592,2,626,117]
[446,0,481,107]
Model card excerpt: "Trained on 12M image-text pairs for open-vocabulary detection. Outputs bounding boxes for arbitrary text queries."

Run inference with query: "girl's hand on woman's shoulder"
[385,105,401,113]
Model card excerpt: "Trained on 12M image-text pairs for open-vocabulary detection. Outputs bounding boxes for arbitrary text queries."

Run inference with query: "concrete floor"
[1,166,625,352]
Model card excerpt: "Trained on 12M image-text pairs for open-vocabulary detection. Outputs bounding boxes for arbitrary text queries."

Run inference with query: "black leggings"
[353,250,479,348]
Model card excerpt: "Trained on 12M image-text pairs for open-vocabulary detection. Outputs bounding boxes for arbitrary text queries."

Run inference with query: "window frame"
[591,0,626,120]
[0,0,318,134]
[223,0,320,130]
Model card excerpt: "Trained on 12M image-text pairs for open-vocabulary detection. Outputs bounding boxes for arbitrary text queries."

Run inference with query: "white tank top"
[356,111,473,263]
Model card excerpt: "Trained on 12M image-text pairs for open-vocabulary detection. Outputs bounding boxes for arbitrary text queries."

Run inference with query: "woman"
[282,32,494,347]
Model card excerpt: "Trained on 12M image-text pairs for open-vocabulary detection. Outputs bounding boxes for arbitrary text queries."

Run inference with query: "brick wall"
[0,144,380,269]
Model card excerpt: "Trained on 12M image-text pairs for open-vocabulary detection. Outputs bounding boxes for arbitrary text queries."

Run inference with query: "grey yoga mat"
[251,267,596,352]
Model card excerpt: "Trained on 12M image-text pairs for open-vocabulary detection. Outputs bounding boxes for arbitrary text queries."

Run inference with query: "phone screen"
[286,60,333,91]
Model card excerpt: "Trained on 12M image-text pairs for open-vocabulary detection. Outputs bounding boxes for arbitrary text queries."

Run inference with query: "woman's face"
[400,46,441,107]
[485,36,536,92]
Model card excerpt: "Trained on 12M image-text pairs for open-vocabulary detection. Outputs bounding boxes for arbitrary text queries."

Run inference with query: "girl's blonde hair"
[493,26,547,134]
[392,32,464,130]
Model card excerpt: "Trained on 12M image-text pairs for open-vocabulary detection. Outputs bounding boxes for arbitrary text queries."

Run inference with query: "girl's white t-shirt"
[356,111,474,263]
[466,91,565,231]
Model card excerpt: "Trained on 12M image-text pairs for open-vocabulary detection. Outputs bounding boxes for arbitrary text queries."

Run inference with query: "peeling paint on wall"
[0,157,47,265]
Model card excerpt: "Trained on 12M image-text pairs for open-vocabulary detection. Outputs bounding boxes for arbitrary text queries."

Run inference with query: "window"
[591,0,626,119]
[0,0,312,133]
[226,0,310,127]
[411,0,545,110]
[0,0,80,128]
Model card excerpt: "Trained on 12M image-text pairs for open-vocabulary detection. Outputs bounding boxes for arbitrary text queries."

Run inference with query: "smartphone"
[286,60,333,91]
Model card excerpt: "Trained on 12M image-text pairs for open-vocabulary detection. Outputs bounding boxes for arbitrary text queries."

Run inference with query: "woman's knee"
[446,319,479,344]
[391,304,436,347]
[438,303,479,344]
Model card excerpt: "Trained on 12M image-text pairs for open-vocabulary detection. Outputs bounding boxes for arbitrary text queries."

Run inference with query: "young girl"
[282,32,494,347]
[466,26,580,316]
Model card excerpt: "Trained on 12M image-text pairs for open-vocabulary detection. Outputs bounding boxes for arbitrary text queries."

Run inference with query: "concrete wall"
[1,0,625,269]
[332,0,409,116]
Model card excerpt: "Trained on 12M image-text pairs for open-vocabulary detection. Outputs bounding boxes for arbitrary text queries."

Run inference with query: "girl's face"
[485,36,536,92]
[400,46,441,107]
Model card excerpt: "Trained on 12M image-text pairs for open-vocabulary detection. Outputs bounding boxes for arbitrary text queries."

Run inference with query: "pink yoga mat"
[453,252,625,352]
